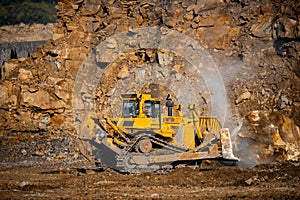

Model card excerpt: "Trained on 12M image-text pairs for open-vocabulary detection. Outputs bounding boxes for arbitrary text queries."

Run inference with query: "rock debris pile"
[0,0,299,163]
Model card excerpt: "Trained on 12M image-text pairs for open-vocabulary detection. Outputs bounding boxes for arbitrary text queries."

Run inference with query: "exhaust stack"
[166,94,174,116]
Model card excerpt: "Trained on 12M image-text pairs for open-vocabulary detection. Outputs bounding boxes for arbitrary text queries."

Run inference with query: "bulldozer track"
[115,133,188,173]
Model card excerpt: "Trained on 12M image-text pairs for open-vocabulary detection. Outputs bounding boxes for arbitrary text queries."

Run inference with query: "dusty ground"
[0,133,300,199]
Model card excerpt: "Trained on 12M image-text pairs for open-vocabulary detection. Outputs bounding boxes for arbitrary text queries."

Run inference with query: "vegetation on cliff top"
[0,0,58,26]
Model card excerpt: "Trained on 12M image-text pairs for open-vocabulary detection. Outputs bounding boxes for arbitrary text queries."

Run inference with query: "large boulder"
[236,110,300,164]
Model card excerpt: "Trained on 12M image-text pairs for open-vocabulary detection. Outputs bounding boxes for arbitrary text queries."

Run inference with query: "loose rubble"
[236,110,300,163]
[0,0,299,168]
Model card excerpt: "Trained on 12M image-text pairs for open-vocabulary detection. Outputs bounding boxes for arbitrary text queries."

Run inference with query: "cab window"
[122,100,137,118]
[143,100,160,118]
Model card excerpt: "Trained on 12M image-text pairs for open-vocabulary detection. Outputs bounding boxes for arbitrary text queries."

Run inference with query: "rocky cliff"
[0,23,54,44]
[0,41,46,71]
[0,0,299,163]
[0,23,54,78]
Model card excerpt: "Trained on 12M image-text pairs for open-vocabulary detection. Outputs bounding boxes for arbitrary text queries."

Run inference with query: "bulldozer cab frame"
[121,93,161,119]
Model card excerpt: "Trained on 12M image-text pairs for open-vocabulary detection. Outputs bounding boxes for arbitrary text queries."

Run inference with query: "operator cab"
[121,93,160,118]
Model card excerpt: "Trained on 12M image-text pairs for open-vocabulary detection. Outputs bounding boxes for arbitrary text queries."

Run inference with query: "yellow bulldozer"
[81,93,238,173]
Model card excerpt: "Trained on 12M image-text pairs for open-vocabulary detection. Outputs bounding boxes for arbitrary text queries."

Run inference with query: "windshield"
[144,100,160,118]
[122,100,137,118]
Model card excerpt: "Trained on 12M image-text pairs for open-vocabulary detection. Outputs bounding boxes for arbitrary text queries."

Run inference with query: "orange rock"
[137,15,143,25]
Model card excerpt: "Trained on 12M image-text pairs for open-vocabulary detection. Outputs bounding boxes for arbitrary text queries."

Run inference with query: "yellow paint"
[94,93,223,151]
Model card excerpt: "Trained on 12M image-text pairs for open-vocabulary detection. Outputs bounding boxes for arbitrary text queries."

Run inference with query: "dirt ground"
[0,133,300,199]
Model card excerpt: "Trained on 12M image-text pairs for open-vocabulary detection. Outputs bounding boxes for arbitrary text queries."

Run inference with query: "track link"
[115,134,188,173]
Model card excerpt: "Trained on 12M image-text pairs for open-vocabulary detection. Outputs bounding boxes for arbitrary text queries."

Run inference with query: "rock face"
[0,23,53,44]
[236,110,300,163]
[0,0,299,161]
[0,23,54,79]
[0,41,46,71]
